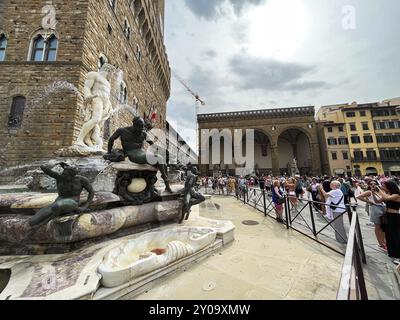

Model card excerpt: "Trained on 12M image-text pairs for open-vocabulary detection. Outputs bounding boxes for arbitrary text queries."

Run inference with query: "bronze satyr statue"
[28,163,95,231]
[105,116,173,193]
[180,166,205,224]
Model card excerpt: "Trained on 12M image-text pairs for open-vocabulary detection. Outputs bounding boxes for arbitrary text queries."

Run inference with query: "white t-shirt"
[326,189,346,219]
[311,183,320,192]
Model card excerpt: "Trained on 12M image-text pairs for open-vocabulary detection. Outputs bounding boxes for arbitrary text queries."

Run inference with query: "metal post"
[263,189,267,217]
[284,196,290,229]
[287,195,292,225]
[347,204,353,224]
[309,202,317,237]
[354,237,369,300]
[356,214,367,264]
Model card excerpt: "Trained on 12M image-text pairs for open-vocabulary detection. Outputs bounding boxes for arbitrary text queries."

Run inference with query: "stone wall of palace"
[0,0,171,172]
[0,0,89,169]
[80,0,171,143]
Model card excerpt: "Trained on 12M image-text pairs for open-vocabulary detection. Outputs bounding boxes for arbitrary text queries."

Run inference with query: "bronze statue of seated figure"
[104,117,173,193]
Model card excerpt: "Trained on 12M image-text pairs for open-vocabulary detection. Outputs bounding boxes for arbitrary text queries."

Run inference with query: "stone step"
[0,185,29,194]
[0,191,120,213]
[0,199,184,255]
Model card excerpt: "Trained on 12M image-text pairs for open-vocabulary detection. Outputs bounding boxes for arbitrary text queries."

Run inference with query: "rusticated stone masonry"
[0,0,170,171]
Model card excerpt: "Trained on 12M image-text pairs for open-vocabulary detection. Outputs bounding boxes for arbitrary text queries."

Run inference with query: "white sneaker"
[393,259,400,266]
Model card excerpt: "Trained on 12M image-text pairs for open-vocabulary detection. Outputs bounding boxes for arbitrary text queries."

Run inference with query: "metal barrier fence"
[201,185,368,300]
[337,210,369,300]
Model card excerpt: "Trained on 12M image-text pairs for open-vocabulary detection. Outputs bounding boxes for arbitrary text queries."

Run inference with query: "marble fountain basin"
[98,227,217,288]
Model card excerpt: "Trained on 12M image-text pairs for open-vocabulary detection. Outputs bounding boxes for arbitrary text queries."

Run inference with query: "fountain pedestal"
[0,194,183,255]
[14,156,110,192]
[97,161,162,206]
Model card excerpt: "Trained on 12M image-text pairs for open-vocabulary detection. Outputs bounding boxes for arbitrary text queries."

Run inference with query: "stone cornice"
[198,106,315,123]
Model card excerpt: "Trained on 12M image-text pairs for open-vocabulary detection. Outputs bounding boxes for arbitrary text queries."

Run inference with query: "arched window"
[103,118,111,140]
[0,34,7,61]
[123,19,131,40]
[31,35,45,61]
[108,0,116,11]
[130,0,136,14]
[30,33,58,61]
[131,0,141,19]
[119,82,127,104]
[98,54,109,70]
[45,35,58,61]
[135,44,141,62]
[8,96,27,128]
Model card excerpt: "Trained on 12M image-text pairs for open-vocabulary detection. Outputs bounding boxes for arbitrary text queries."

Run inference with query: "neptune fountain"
[0,65,235,300]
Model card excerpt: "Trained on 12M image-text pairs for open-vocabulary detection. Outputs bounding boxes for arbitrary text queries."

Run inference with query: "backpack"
[341,183,350,196]
[295,181,303,193]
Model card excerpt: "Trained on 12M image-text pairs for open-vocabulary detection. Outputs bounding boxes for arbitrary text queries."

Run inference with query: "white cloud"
[165,0,400,152]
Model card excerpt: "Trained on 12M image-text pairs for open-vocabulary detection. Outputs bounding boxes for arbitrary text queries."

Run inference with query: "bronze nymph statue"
[28,162,95,231]
[180,166,205,224]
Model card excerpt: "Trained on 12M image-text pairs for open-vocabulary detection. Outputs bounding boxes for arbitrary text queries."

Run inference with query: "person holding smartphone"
[319,181,348,244]
[373,180,400,265]
[357,180,387,252]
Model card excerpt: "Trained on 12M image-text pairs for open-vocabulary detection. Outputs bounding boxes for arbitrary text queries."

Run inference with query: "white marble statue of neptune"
[75,63,114,150]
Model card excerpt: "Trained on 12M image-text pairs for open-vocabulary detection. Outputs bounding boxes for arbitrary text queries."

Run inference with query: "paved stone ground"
[204,189,400,300]
[355,202,400,300]
[278,196,400,300]
[136,197,346,300]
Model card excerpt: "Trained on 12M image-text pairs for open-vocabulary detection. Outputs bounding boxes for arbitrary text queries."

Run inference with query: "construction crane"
[172,72,206,154]
[172,72,206,108]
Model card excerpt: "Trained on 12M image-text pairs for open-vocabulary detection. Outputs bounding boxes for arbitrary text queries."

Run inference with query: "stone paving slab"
[135,197,345,300]
[203,192,400,300]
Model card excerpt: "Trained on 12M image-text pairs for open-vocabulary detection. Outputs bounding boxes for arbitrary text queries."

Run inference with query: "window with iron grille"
[8,96,26,128]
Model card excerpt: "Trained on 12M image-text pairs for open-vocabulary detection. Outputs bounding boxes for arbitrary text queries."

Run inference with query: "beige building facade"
[317,99,400,177]
[198,106,322,177]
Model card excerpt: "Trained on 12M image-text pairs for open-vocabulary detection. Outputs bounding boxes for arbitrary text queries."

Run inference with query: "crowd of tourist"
[199,174,400,265]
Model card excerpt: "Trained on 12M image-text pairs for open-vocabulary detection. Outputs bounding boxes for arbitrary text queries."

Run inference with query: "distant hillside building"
[0,0,170,169]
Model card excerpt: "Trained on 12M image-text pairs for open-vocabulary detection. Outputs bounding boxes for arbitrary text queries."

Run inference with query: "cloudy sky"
[164,0,400,151]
